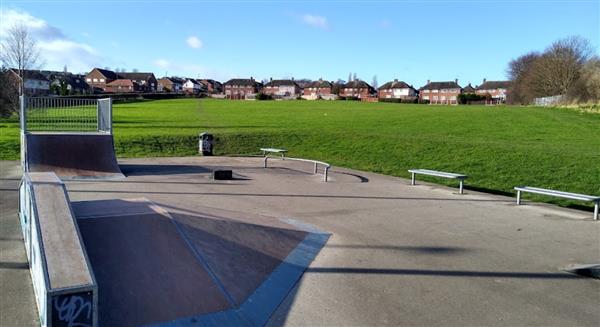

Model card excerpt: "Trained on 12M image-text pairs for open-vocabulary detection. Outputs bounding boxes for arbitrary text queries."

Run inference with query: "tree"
[0,67,19,117]
[506,52,540,104]
[569,57,600,103]
[0,24,41,95]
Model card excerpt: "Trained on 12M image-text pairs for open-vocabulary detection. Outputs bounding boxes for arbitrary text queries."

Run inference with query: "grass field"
[1,98,599,210]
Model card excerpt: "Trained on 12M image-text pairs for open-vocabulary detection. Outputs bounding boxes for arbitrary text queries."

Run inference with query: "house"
[200,79,223,94]
[223,78,263,99]
[104,79,141,93]
[182,78,206,94]
[419,80,462,105]
[476,79,511,103]
[303,79,333,99]
[85,68,119,91]
[158,77,183,93]
[263,78,301,98]
[7,69,51,96]
[462,83,476,94]
[377,79,418,99]
[118,72,157,92]
[340,80,376,98]
[50,74,90,95]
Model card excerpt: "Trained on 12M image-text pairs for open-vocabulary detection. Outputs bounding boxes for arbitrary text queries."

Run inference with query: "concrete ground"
[1,156,599,326]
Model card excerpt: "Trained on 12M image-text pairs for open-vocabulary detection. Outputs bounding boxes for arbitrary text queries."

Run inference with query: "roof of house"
[184,78,202,85]
[118,72,156,81]
[223,78,262,87]
[54,74,89,89]
[344,80,374,89]
[201,79,222,85]
[106,79,137,87]
[91,68,119,80]
[307,79,333,88]
[420,81,462,90]
[378,80,413,90]
[462,83,476,93]
[477,80,511,90]
[265,79,299,87]
[9,69,49,81]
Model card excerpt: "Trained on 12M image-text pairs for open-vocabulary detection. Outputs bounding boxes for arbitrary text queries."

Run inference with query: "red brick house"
[377,79,418,100]
[223,78,263,99]
[118,72,157,92]
[303,79,333,98]
[200,79,223,94]
[419,80,462,105]
[476,79,511,103]
[263,78,301,98]
[104,79,141,93]
[85,68,119,91]
[157,77,183,93]
[340,80,376,99]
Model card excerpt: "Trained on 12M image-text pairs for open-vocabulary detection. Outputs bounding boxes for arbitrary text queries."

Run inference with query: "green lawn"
[2,98,599,210]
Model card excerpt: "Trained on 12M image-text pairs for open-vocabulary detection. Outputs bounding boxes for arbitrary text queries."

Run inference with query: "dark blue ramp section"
[25,132,124,179]
[73,199,330,327]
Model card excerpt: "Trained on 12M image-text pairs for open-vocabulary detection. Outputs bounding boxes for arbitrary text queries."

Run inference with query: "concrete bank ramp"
[71,198,329,327]
[24,132,124,180]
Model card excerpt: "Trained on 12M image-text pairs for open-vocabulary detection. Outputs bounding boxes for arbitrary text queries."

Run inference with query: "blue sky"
[1,0,598,87]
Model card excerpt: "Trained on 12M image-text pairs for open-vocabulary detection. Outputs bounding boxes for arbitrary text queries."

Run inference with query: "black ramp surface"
[77,212,232,326]
[25,133,124,179]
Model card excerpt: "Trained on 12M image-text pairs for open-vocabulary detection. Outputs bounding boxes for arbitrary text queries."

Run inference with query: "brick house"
[50,74,90,95]
[200,79,223,94]
[303,79,333,98]
[377,79,418,99]
[263,78,301,98]
[462,83,476,94]
[419,80,462,105]
[85,68,119,91]
[104,79,142,93]
[158,77,183,93]
[476,79,511,103]
[223,78,263,100]
[118,72,157,92]
[340,80,376,99]
[7,69,51,96]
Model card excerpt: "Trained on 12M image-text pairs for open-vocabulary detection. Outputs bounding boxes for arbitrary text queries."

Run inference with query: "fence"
[20,96,112,133]
[534,95,565,106]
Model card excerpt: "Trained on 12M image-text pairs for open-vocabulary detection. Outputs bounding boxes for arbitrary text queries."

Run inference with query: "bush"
[378,98,402,103]
[338,96,359,101]
[255,93,273,100]
[457,93,489,104]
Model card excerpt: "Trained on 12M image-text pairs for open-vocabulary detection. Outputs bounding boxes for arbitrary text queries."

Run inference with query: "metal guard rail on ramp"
[19,172,97,327]
[264,156,331,182]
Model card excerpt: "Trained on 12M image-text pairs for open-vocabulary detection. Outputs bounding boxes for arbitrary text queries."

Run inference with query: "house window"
[86,78,91,82]
[99,79,105,82]
[423,96,429,100]
[432,89,438,93]
[93,78,98,82]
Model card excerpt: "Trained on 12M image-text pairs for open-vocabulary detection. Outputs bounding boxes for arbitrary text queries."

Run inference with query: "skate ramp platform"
[23,132,124,180]
[72,198,330,326]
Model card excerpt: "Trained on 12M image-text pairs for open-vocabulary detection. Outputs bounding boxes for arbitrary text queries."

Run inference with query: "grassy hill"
[2,98,599,209]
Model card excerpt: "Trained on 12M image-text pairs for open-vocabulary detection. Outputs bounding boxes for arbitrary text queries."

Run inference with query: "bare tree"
[530,36,593,97]
[569,57,600,103]
[0,24,41,95]
[506,52,540,104]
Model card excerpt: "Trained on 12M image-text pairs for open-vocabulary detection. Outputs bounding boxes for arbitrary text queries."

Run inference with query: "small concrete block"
[213,170,233,180]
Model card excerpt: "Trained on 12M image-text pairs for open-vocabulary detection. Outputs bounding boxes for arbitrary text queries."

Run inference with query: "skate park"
[1,97,599,327]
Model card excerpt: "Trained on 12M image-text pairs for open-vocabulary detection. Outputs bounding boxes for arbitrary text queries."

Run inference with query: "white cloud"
[302,14,328,29]
[186,36,203,49]
[0,9,102,73]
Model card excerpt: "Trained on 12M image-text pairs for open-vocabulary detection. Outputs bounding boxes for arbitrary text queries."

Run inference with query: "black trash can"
[199,132,213,156]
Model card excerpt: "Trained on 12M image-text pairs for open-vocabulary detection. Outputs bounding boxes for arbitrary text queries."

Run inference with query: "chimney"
[291,77,294,81]
[250,76,254,81]
[483,78,486,83]
[319,78,323,82]
[455,78,458,84]
[270,77,273,82]
[427,79,430,84]
[394,78,398,82]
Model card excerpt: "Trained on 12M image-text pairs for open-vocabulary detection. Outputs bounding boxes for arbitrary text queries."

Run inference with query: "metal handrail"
[264,156,331,182]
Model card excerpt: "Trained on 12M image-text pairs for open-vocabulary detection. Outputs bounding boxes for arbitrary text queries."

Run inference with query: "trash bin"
[199,132,213,156]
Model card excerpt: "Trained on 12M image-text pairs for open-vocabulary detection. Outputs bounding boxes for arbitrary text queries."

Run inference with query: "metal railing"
[20,96,112,134]
[264,156,331,182]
